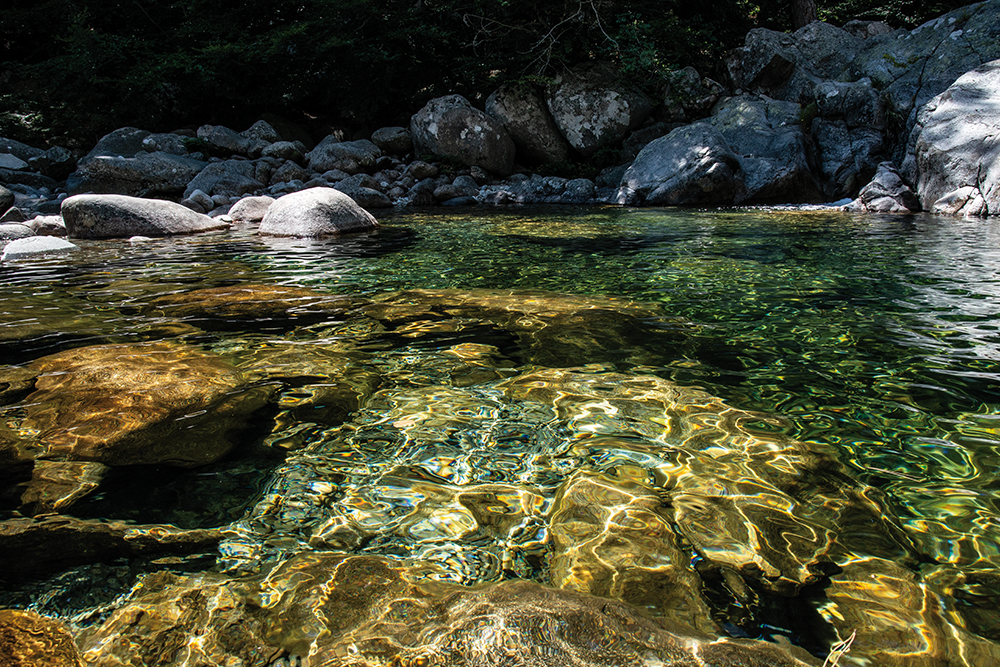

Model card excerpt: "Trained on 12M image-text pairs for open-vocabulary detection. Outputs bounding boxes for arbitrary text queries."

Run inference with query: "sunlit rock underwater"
[2,208,1000,666]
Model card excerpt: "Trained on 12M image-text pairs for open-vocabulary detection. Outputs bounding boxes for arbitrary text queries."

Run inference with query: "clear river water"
[2,206,999,666]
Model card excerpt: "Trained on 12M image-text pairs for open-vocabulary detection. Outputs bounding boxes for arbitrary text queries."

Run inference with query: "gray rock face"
[258,187,379,237]
[844,161,920,213]
[370,127,413,156]
[1,236,79,261]
[486,84,571,165]
[737,23,865,103]
[906,59,1000,217]
[61,194,230,239]
[545,62,652,158]
[306,138,382,173]
[812,119,885,198]
[616,124,741,206]
[183,159,262,199]
[410,95,515,176]
[851,1,1000,155]
[617,96,818,206]
[68,151,208,197]
[228,196,275,223]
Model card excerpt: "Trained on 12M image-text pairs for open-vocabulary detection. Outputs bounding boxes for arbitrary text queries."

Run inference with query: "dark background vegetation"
[0,0,979,148]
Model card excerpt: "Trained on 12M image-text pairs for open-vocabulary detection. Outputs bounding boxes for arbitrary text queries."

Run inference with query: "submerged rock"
[0,515,222,582]
[22,341,273,467]
[139,283,357,329]
[80,552,819,667]
[0,609,84,667]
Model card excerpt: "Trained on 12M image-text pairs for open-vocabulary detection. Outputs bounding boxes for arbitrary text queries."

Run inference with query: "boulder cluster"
[1,1,999,256]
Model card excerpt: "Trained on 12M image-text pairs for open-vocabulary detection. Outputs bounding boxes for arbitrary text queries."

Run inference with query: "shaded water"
[2,206,1000,665]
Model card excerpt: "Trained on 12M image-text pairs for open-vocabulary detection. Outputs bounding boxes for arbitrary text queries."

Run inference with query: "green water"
[3,206,1000,662]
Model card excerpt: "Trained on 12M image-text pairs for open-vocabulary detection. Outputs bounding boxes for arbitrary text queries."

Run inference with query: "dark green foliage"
[0,0,984,148]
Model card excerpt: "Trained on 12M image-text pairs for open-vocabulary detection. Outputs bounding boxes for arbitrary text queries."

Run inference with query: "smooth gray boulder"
[61,194,230,239]
[545,62,652,158]
[306,138,382,173]
[0,154,29,171]
[258,187,379,237]
[906,59,1000,217]
[370,127,413,156]
[2,236,78,261]
[68,151,208,197]
[411,95,515,176]
[0,223,33,243]
[79,127,151,165]
[197,124,251,155]
[844,162,920,213]
[0,137,45,162]
[616,124,742,206]
[228,196,275,223]
[485,84,571,165]
[26,215,67,236]
[618,95,818,206]
[183,159,262,199]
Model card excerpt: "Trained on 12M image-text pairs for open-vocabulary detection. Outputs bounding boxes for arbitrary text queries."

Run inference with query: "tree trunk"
[791,0,818,30]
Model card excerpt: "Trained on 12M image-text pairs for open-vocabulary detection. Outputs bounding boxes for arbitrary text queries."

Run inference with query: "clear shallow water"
[3,206,1000,663]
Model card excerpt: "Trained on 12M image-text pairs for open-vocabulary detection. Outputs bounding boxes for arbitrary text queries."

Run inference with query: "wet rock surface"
[21,341,273,467]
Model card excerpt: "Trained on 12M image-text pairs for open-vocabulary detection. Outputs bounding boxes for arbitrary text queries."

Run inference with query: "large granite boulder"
[905,59,1000,217]
[306,137,382,173]
[182,158,262,199]
[410,95,515,176]
[617,95,818,206]
[258,187,379,237]
[545,62,652,158]
[77,127,151,164]
[851,0,1000,155]
[67,151,208,197]
[615,124,742,206]
[61,194,229,239]
[485,83,571,165]
[21,341,273,467]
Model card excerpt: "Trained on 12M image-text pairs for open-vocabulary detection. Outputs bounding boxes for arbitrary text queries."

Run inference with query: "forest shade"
[0,0,979,146]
